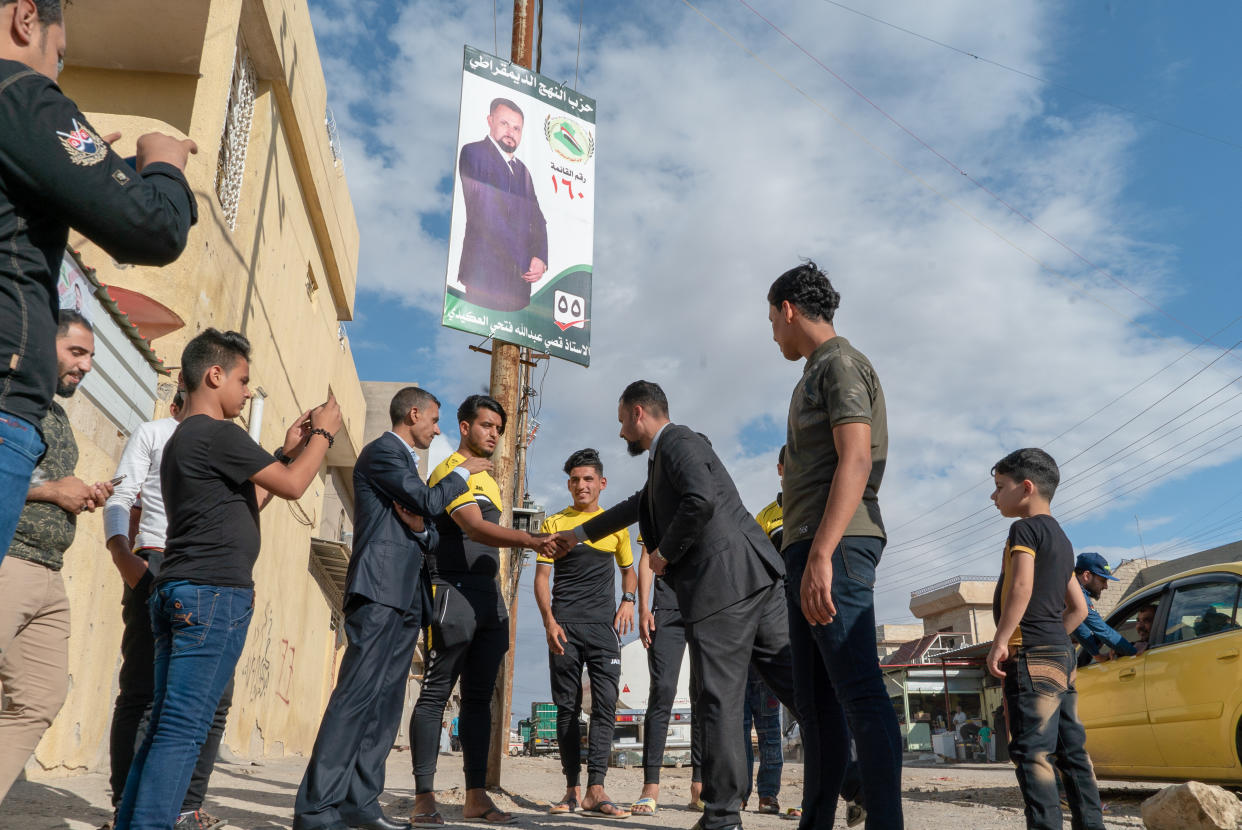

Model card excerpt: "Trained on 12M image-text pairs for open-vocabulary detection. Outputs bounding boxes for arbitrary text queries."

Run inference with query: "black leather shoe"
[348,816,411,830]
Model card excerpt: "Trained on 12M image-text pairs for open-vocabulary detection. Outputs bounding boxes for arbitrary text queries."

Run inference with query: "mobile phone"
[109,474,127,486]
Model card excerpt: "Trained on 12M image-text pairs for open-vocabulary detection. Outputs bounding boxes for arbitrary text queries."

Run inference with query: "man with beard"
[1071,552,1135,662]
[455,98,548,312]
[551,381,798,830]
[410,395,557,826]
[0,310,113,803]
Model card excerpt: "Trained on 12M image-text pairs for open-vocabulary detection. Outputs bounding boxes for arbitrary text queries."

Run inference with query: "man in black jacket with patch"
[0,0,197,564]
[295,387,492,830]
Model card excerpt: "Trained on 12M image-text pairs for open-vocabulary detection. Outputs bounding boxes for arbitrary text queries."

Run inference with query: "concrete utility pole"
[485,0,537,790]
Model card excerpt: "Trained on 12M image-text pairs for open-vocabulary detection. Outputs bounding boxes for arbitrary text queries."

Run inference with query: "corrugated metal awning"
[309,537,350,626]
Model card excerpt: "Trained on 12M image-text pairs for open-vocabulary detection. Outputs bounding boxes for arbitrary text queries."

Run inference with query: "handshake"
[527,530,581,559]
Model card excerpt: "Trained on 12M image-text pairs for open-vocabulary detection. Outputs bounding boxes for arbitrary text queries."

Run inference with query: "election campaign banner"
[442,45,596,367]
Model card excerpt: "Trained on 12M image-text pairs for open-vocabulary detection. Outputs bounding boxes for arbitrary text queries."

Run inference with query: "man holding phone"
[0,311,113,803]
[102,388,234,829]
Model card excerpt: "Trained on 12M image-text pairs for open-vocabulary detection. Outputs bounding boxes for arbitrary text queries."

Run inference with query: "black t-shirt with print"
[992,514,1074,649]
[157,415,277,589]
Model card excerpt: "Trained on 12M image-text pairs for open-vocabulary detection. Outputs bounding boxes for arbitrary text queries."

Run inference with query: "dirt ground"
[0,750,1161,829]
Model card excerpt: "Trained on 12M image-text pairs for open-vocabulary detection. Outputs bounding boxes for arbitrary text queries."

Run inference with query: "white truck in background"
[605,638,694,767]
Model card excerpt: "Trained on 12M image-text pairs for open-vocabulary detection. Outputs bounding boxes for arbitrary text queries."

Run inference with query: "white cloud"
[310,0,1241,703]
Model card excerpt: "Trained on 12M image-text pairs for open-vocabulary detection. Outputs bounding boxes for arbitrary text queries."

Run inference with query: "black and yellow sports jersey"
[428,451,503,580]
[755,494,783,551]
[540,507,633,623]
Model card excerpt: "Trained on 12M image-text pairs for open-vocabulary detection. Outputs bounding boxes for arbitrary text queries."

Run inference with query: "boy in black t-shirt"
[115,329,340,830]
[986,448,1103,830]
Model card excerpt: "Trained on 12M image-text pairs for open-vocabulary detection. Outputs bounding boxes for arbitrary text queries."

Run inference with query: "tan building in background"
[21,0,365,782]
[907,574,998,644]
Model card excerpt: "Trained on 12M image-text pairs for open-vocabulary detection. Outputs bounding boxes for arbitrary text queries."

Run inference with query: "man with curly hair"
[768,262,902,829]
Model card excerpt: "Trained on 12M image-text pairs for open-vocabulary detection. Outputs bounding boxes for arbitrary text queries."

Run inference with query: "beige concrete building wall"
[28,0,364,778]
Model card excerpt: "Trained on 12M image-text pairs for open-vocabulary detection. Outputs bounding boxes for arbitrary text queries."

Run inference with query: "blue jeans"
[116,581,254,830]
[0,412,44,567]
[743,666,783,800]
[784,538,903,830]
[1002,644,1104,830]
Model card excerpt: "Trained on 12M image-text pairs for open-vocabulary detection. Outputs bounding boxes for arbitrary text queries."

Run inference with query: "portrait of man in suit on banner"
[456,97,549,313]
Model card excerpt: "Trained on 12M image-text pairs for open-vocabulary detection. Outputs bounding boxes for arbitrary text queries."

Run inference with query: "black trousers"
[108,549,231,812]
[549,621,620,788]
[642,608,702,784]
[411,582,509,792]
[294,595,425,829]
[689,582,798,830]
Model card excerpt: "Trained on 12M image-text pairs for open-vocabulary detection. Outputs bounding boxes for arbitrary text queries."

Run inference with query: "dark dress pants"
[642,608,701,784]
[109,549,231,812]
[294,596,424,829]
[688,581,798,830]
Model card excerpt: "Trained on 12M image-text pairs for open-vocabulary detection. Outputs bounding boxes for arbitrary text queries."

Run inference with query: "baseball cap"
[1075,551,1118,581]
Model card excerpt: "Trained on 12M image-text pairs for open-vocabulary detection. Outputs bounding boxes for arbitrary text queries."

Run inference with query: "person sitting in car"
[1134,604,1156,654]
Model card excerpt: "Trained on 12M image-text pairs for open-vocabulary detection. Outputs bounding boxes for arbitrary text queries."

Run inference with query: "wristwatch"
[273,447,293,465]
[621,591,636,604]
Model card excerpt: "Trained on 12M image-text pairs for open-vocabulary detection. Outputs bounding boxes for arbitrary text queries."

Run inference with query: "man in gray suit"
[552,381,797,830]
[295,387,491,830]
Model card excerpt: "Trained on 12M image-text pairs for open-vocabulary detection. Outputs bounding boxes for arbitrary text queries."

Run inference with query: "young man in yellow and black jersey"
[410,395,557,826]
[536,448,636,818]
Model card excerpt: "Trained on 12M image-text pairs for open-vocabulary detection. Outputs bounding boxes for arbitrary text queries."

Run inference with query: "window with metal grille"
[215,41,257,231]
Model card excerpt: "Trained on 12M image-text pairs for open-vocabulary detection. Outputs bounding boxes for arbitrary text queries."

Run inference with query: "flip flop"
[630,797,658,815]
[549,798,578,814]
[687,799,705,812]
[413,811,445,826]
[583,801,632,819]
[468,807,516,825]
[782,806,803,820]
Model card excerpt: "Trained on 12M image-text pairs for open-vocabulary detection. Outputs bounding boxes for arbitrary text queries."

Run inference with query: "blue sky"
[308,0,1242,717]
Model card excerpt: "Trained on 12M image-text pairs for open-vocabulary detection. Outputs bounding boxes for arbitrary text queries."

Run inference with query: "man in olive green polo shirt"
[767,261,901,830]
[0,310,112,803]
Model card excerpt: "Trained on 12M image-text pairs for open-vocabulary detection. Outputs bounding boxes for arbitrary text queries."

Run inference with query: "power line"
[818,0,1242,152]
[735,0,1233,354]
[886,311,1242,540]
[687,0,1242,551]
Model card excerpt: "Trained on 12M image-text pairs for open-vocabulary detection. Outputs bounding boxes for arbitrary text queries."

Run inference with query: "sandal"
[549,797,578,814]
[630,797,658,815]
[583,800,631,819]
[469,807,516,825]
[413,811,445,826]
[688,799,705,812]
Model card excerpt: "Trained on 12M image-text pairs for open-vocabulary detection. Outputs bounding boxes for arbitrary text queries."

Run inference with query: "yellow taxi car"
[1076,562,1242,783]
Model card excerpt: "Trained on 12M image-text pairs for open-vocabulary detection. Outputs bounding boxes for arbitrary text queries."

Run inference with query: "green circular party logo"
[545,115,595,163]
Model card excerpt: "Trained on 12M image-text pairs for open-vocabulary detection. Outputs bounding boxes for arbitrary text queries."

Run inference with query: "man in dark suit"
[552,381,798,830]
[456,97,548,312]
[294,387,492,830]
